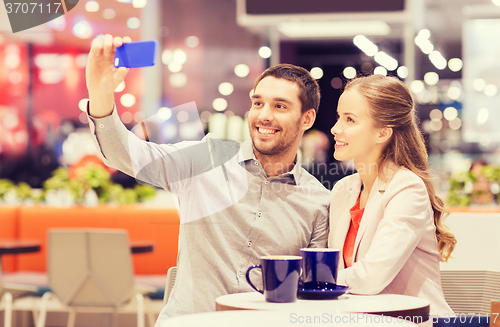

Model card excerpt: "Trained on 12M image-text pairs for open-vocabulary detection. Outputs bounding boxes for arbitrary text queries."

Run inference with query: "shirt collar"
[239,138,301,184]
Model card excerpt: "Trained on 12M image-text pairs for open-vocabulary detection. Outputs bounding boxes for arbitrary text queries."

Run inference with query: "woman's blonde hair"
[344,75,456,262]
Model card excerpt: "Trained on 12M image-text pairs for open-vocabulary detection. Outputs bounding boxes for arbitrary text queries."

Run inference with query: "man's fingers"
[90,38,103,57]
[114,67,129,85]
[113,36,123,48]
[123,36,132,43]
[103,34,114,57]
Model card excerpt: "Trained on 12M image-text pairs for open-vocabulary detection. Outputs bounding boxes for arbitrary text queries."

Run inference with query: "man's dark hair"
[253,64,321,114]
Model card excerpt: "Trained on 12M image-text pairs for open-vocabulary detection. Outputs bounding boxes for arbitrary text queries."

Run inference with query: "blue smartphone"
[113,40,159,68]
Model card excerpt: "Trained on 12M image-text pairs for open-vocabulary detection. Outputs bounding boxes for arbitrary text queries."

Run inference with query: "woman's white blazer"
[328,164,452,315]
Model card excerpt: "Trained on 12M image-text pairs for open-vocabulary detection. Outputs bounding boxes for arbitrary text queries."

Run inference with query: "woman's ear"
[302,109,316,131]
[377,127,393,144]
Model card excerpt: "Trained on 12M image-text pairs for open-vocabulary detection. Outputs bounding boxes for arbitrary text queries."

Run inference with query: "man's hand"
[86,34,131,118]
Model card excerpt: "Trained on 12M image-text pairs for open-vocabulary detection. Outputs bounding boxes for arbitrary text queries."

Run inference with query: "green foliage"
[10,164,156,204]
[447,165,500,207]
[0,179,15,198]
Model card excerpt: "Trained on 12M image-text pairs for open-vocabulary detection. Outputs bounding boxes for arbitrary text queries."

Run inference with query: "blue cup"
[300,248,340,289]
[246,255,302,303]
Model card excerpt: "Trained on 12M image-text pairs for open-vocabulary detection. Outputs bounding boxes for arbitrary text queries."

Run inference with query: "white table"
[216,292,430,323]
[162,310,419,327]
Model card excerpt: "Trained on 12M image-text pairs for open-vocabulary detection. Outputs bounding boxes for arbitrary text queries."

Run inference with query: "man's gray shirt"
[87,108,330,320]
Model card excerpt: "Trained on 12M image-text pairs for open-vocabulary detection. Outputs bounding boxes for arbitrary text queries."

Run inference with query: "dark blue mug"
[300,248,340,289]
[246,255,302,303]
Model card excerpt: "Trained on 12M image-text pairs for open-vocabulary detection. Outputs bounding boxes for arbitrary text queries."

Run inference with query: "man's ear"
[377,127,393,144]
[302,109,316,131]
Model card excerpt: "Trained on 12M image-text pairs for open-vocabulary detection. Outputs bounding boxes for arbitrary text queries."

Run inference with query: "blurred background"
[1,0,500,205]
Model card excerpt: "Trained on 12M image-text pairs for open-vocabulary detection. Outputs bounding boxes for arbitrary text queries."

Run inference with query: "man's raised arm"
[86,34,130,118]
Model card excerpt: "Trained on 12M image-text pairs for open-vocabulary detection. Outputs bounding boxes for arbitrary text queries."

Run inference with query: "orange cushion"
[16,205,179,274]
[0,206,19,272]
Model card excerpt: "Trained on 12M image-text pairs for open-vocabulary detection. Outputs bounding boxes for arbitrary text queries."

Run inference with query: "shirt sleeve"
[87,103,210,191]
[344,178,431,294]
[308,194,330,248]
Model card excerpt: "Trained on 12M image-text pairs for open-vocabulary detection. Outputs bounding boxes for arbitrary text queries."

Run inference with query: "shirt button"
[254,161,259,166]
[257,212,262,217]
[264,181,269,185]
[238,271,243,278]
[99,124,105,128]
[247,241,252,247]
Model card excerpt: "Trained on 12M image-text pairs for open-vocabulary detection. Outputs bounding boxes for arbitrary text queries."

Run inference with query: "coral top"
[343,196,365,268]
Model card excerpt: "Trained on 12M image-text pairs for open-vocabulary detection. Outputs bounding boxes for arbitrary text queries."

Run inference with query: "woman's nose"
[330,121,340,135]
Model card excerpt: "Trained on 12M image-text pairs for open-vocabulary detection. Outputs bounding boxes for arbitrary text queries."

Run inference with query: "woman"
[328,74,456,315]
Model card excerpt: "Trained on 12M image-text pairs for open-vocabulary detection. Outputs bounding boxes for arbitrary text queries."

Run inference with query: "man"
[85,35,329,321]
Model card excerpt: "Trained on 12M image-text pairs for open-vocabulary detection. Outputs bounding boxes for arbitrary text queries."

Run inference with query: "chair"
[36,229,156,327]
[440,270,500,314]
[0,291,13,327]
[0,260,40,327]
[163,266,177,305]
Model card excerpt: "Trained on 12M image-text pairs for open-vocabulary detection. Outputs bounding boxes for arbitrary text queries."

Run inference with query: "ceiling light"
[185,36,199,48]
[397,66,409,79]
[85,1,99,12]
[373,66,387,76]
[73,21,92,39]
[343,67,356,79]
[218,82,234,96]
[410,80,425,94]
[169,73,188,88]
[234,64,250,78]
[429,51,447,70]
[162,49,173,64]
[120,94,136,107]
[213,98,228,111]
[78,99,89,112]
[417,29,431,40]
[484,84,498,97]
[443,107,458,121]
[424,72,439,86]
[127,17,141,29]
[132,0,147,8]
[278,20,390,38]
[102,8,116,19]
[173,49,187,64]
[447,86,461,100]
[157,107,172,121]
[449,118,462,130]
[374,51,398,71]
[430,109,442,120]
[310,67,323,79]
[353,35,378,57]
[258,46,272,59]
[477,107,489,125]
[448,58,463,72]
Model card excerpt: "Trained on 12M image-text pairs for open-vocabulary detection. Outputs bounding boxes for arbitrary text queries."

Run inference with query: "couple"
[85,35,456,322]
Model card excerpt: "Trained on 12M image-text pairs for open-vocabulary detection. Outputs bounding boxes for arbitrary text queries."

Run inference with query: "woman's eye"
[347,117,354,122]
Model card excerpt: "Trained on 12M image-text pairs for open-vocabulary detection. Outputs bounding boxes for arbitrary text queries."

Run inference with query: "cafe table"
[0,240,41,256]
[129,240,155,254]
[161,310,419,327]
[216,292,431,325]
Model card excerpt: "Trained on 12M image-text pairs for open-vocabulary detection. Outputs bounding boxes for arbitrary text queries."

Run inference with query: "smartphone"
[113,40,159,68]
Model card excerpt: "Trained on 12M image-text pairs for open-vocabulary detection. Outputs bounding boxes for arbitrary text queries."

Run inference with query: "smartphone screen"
[113,40,159,68]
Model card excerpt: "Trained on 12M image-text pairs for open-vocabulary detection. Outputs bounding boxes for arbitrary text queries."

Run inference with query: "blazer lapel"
[352,176,388,262]
[331,175,362,268]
